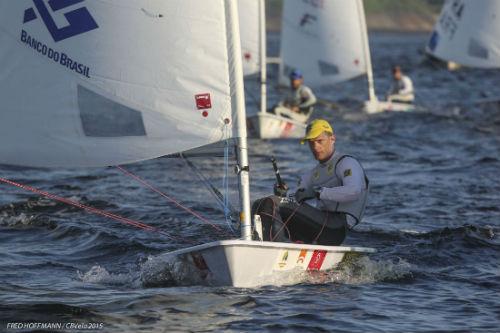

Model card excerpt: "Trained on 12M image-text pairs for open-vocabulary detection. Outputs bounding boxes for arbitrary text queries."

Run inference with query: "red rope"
[116,166,231,237]
[0,176,187,242]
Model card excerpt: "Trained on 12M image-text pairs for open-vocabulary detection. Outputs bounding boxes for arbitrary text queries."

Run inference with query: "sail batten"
[0,0,242,168]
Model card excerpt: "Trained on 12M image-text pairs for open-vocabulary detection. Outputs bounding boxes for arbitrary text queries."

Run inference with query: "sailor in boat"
[252,119,369,246]
[272,70,317,122]
[386,65,415,104]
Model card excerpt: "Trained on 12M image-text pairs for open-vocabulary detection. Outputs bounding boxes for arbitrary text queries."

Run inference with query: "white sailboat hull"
[364,99,419,114]
[158,240,375,288]
[247,112,306,139]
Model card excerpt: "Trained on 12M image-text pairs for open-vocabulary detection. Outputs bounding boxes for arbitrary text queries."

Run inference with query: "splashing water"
[78,266,135,286]
[331,256,413,284]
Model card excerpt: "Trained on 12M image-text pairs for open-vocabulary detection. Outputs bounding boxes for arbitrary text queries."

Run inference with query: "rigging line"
[223,140,230,220]
[0,176,185,242]
[180,152,238,235]
[254,197,291,241]
[181,155,232,214]
[115,166,231,237]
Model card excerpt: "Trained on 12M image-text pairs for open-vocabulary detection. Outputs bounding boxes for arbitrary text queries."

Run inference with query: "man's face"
[291,78,302,89]
[308,132,335,162]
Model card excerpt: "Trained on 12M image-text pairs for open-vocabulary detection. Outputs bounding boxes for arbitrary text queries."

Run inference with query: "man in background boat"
[272,70,317,121]
[386,65,414,103]
[252,119,369,246]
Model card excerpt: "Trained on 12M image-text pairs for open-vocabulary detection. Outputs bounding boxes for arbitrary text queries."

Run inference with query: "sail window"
[318,60,339,76]
[78,85,147,137]
[468,38,489,59]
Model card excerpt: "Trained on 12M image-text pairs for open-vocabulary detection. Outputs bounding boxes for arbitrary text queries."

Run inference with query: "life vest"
[306,153,369,227]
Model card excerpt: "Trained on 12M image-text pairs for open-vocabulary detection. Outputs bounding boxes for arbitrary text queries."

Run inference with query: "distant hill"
[266,0,444,32]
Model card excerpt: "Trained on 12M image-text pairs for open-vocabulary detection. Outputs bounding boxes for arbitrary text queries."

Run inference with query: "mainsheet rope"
[270,199,303,242]
[255,197,326,243]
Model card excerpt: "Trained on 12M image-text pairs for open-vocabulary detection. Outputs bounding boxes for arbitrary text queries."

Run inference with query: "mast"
[226,0,252,240]
[357,0,377,102]
[259,0,267,114]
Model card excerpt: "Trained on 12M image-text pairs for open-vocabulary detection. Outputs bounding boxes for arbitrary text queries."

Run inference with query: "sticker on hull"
[307,250,326,271]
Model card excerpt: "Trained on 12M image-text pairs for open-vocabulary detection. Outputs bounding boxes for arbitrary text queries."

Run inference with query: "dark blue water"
[1,32,499,332]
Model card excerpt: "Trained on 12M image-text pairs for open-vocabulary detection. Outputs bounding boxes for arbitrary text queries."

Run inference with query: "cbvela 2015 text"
[6,322,104,330]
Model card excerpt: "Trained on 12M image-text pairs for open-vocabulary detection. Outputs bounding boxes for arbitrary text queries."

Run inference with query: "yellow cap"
[300,119,334,144]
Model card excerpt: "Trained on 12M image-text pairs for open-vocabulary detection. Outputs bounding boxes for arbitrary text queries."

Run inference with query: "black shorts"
[252,196,347,246]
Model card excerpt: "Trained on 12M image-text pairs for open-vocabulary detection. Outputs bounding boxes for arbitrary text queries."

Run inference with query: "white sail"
[279,0,369,87]
[0,0,243,167]
[426,0,500,68]
[238,0,261,76]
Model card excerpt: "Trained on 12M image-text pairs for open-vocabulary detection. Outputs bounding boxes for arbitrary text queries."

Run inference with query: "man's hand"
[274,183,289,197]
[294,187,316,203]
[291,106,300,113]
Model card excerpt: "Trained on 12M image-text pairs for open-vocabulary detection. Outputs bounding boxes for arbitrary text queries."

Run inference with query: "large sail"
[0,0,244,167]
[279,0,369,87]
[427,0,500,68]
[238,0,261,76]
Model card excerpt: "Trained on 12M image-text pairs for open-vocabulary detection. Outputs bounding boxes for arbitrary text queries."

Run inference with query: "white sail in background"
[427,0,500,68]
[0,0,243,167]
[279,0,369,87]
[238,0,261,76]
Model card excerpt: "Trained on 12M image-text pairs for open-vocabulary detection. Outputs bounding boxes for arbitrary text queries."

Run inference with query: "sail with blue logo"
[0,0,246,167]
[426,0,500,68]
[278,0,369,87]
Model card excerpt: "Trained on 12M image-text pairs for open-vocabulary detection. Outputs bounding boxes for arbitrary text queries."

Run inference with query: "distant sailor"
[386,65,414,103]
[252,119,369,246]
[272,70,317,121]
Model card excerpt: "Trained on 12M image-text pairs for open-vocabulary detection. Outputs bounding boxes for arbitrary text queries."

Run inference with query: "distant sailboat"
[0,0,374,288]
[426,0,500,69]
[277,0,416,114]
[278,0,370,89]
